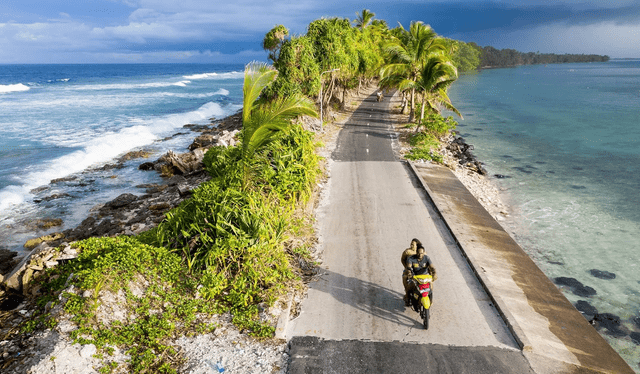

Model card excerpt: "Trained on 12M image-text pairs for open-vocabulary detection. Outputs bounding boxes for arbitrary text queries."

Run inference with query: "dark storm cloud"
[403,1,640,35]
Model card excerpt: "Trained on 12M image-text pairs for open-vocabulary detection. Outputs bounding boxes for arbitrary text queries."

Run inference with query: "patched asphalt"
[288,336,534,374]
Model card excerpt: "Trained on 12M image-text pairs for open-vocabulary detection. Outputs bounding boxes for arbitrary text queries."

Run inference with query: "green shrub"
[405,131,443,162]
[265,36,320,99]
[138,123,320,335]
[420,112,457,137]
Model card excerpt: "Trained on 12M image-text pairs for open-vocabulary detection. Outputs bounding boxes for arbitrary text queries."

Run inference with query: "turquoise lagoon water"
[0,64,244,254]
[448,60,640,370]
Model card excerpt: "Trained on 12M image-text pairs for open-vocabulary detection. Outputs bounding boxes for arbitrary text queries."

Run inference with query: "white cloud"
[1,0,326,63]
[5,0,638,63]
[541,22,640,57]
[64,48,265,63]
[452,20,640,58]
[95,21,202,43]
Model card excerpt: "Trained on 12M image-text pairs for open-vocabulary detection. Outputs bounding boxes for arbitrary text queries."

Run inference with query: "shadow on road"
[311,267,425,329]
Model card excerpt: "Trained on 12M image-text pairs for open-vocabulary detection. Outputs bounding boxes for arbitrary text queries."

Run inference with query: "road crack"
[402,326,414,342]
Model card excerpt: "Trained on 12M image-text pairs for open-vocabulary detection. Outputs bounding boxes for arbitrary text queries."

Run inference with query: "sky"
[1,0,639,64]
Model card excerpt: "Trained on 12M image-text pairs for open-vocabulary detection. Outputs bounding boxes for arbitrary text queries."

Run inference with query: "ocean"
[448,60,640,370]
[0,64,245,255]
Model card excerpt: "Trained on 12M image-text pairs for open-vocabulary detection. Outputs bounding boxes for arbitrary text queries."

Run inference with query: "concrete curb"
[405,160,532,352]
[275,293,294,340]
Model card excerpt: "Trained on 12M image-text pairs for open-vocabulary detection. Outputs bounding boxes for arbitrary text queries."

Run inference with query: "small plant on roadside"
[403,112,456,163]
[420,112,457,137]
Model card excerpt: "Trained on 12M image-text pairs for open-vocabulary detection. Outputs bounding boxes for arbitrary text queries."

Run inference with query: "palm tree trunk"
[416,96,426,133]
[409,88,415,122]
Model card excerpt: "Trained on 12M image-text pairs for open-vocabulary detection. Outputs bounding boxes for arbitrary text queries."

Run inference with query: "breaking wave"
[182,71,243,80]
[0,83,30,94]
[0,101,232,213]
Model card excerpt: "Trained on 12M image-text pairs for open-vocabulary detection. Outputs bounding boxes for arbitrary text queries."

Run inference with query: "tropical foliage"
[262,25,289,63]
[354,9,375,30]
[414,55,462,125]
[447,39,482,72]
[478,46,609,68]
[405,113,458,162]
[380,21,457,123]
[447,41,609,71]
[264,13,388,106]
[240,62,317,187]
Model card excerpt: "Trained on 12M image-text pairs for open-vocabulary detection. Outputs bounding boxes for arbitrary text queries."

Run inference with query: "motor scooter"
[408,274,433,329]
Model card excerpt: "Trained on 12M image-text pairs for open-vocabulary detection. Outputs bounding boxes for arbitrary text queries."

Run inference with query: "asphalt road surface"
[285,91,534,373]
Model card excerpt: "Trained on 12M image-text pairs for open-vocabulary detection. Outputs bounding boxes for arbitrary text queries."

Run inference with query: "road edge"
[406,160,532,351]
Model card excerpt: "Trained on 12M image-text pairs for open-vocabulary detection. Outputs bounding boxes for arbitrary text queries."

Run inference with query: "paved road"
[288,336,533,374]
[285,90,533,373]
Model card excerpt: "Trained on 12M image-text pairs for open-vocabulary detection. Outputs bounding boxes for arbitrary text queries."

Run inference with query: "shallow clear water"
[0,64,244,254]
[448,60,640,370]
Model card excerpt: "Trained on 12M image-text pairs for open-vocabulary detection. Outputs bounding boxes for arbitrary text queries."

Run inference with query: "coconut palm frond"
[243,62,278,124]
[243,95,317,160]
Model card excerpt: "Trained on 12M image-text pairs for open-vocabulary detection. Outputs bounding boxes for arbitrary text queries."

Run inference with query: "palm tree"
[354,9,375,30]
[380,21,447,122]
[414,56,463,129]
[241,62,318,188]
[262,25,289,63]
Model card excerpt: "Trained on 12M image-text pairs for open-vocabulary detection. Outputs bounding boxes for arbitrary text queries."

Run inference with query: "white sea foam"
[158,88,230,98]
[0,83,30,94]
[0,101,232,214]
[182,71,243,80]
[69,80,192,91]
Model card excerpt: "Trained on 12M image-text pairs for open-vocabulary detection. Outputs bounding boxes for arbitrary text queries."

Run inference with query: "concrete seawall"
[408,161,634,374]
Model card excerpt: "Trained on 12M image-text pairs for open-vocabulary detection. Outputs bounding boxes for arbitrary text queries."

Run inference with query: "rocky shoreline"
[0,112,252,373]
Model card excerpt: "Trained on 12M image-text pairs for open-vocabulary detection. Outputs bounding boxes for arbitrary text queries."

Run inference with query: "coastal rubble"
[174,313,288,374]
[437,133,509,220]
[0,112,251,373]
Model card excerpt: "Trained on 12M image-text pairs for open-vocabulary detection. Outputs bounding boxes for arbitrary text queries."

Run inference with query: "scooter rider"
[404,245,437,306]
[401,238,420,305]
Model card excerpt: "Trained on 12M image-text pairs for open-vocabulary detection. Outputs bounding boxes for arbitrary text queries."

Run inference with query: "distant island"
[449,41,610,72]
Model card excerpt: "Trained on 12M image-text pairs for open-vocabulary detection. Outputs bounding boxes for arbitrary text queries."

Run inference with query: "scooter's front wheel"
[421,307,430,329]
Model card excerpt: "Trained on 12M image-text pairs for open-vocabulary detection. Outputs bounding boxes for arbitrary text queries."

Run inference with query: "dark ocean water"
[448,60,640,370]
[0,63,245,254]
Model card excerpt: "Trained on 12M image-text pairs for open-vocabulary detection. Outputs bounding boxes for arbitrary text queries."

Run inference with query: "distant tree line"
[260,11,612,119]
[449,42,610,71]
